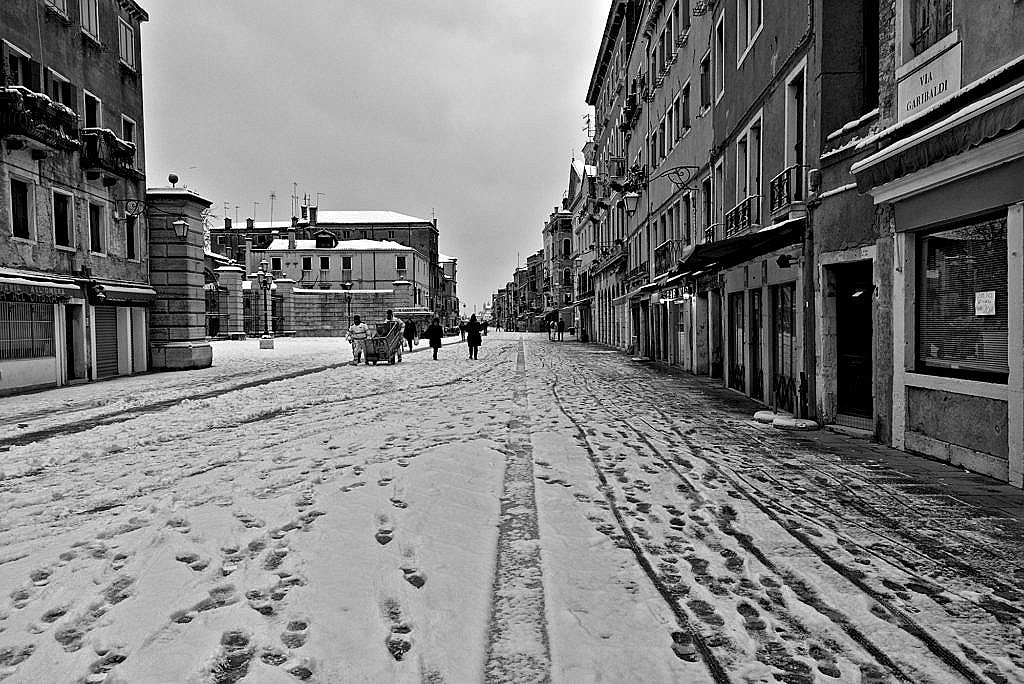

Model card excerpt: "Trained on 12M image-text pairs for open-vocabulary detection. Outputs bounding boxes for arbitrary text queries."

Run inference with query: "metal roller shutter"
[94,307,119,378]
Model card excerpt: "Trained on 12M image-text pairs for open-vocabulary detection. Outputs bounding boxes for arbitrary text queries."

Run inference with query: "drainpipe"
[803,170,821,420]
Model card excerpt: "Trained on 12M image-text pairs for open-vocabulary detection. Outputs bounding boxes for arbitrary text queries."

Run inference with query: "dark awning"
[681,217,805,273]
[853,78,1024,192]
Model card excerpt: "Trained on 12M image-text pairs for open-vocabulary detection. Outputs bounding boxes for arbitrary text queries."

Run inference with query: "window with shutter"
[916,215,1008,381]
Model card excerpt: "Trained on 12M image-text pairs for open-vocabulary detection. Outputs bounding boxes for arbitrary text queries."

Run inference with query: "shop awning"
[681,216,805,272]
[0,275,81,302]
[101,284,158,303]
[611,286,644,305]
[852,78,1024,192]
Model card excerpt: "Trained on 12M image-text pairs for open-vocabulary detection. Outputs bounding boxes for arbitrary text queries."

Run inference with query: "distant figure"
[557,319,565,341]
[425,317,444,360]
[466,314,482,360]
[494,321,502,332]
[384,309,403,362]
[459,320,466,342]
[403,318,417,352]
[347,315,370,365]
[548,320,556,341]
[482,320,488,336]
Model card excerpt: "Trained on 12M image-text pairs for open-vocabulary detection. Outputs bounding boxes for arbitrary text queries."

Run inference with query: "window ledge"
[11,236,37,245]
[897,29,960,81]
[55,244,76,252]
[903,371,1008,400]
[89,251,107,257]
[80,30,103,50]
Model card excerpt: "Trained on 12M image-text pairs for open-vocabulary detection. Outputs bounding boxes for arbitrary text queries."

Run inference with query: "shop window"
[0,302,55,360]
[917,215,1008,381]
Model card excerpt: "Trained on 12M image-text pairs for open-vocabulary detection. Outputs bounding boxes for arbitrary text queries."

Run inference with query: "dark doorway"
[749,289,763,400]
[771,282,797,414]
[835,261,874,422]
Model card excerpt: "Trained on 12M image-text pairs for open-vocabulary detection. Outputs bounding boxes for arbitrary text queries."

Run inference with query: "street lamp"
[255,258,275,338]
[612,163,701,215]
[341,281,353,327]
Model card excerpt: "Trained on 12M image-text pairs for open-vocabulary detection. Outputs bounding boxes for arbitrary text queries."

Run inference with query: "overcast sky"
[141,1,609,310]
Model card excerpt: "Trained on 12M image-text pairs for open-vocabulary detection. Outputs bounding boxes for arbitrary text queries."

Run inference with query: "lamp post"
[341,281,353,327]
[256,259,275,344]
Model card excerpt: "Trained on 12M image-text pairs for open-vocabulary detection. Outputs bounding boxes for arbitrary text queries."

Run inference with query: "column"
[214,265,245,335]
[146,187,214,370]
[275,278,296,332]
[1007,203,1023,488]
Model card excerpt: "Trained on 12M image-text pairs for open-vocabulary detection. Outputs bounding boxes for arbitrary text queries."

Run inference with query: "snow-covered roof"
[313,211,433,225]
[438,253,457,263]
[260,238,415,252]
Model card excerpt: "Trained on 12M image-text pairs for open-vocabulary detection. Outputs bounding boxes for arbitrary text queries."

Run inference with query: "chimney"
[309,206,318,225]
[301,204,308,220]
[287,225,296,250]
[244,235,254,274]
[224,217,232,230]
[246,218,254,230]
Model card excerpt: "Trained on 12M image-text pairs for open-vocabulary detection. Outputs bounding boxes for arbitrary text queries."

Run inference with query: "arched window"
[562,268,572,287]
[562,238,572,258]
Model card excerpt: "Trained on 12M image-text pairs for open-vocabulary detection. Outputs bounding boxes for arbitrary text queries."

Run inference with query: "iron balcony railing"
[653,239,689,277]
[770,164,804,216]
[80,128,141,181]
[725,196,760,238]
[0,86,80,152]
[625,261,649,286]
[704,222,723,244]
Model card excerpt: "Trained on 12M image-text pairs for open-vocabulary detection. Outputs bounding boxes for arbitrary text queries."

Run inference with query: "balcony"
[625,261,649,287]
[592,242,626,273]
[80,128,142,183]
[654,239,689,277]
[607,156,626,180]
[0,86,79,153]
[770,164,804,217]
[724,196,760,238]
[704,222,723,244]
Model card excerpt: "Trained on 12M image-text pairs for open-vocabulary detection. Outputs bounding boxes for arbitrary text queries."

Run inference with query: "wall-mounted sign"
[897,42,962,121]
[975,290,996,316]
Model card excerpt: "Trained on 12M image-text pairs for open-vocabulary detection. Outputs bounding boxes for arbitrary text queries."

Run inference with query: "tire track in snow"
[547,374,732,684]
[483,339,552,683]
[564,351,989,683]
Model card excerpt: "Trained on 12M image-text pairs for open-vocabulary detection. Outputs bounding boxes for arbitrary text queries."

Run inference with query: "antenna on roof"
[315,192,326,208]
[291,182,298,217]
[252,201,260,222]
[582,113,593,137]
[269,191,276,225]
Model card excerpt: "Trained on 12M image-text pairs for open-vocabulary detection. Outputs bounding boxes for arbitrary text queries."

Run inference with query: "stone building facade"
[1,0,153,394]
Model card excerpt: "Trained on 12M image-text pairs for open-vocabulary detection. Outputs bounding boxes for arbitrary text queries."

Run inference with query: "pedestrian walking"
[548,320,556,341]
[557,318,565,341]
[347,315,370,365]
[460,320,466,342]
[466,314,482,360]
[482,320,488,336]
[426,317,444,360]
[384,309,403,362]
[403,318,416,352]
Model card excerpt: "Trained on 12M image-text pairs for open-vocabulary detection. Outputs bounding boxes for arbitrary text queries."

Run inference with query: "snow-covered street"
[0,334,1022,683]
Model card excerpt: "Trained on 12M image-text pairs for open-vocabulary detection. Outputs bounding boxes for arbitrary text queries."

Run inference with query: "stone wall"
[291,289,417,337]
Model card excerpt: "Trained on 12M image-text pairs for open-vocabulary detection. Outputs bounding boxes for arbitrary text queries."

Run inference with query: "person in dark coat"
[403,318,417,352]
[466,314,482,359]
[556,318,565,341]
[425,317,444,360]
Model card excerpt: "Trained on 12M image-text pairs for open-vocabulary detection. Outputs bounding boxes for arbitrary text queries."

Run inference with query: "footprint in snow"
[208,629,254,684]
[280,618,309,648]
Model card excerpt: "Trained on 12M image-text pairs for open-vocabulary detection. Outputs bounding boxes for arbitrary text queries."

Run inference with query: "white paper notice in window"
[974,290,996,316]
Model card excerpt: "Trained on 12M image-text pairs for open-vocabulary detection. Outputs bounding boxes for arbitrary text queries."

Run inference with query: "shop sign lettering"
[897,43,962,121]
